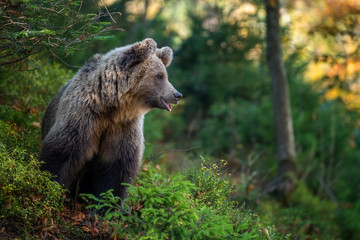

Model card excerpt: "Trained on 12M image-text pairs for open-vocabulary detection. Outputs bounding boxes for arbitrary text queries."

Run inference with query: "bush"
[0,120,65,236]
[186,158,235,213]
[83,159,288,240]
[258,183,340,240]
[83,167,198,239]
[0,61,73,113]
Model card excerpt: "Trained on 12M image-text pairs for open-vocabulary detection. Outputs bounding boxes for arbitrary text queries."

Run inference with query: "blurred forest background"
[1,0,360,239]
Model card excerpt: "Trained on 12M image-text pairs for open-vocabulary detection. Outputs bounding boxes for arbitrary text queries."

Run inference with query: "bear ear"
[156,47,173,67]
[131,38,157,61]
[120,38,157,70]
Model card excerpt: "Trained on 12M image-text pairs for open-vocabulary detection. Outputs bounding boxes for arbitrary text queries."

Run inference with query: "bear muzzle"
[174,92,183,100]
[160,91,183,112]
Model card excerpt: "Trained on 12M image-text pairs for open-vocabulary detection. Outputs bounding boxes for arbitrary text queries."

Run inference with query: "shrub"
[83,167,198,239]
[0,59,75,237]
[187,158,285,240]
[0,120,65,236]
[0,61,73,113]
[186,158,235,213]
[258,183,340,240]
[83,159,288,240]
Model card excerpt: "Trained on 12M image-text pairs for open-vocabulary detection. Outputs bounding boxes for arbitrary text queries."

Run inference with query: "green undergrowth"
[0,120,65,237]
[0,107,288,239]
[0,61,288,239]
[258,183,342,240]
[82,160,289,240]
[0,62,70,237]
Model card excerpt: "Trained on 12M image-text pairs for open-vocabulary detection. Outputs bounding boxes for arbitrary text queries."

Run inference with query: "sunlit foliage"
[287,0,360,110]
[1,0,360,239]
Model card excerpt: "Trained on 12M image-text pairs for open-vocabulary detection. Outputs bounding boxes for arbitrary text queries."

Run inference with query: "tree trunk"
[265,0,297,201]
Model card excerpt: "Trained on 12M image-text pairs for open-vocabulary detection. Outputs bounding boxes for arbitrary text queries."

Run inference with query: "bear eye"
[156,73,165,81]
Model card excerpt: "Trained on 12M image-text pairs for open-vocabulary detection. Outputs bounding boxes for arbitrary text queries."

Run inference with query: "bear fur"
[40,38,182,198]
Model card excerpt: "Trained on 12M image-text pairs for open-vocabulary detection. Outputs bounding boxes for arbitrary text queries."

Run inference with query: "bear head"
[120,38,183,112]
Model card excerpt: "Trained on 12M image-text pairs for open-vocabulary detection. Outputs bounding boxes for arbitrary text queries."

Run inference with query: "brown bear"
[40,38,182,199]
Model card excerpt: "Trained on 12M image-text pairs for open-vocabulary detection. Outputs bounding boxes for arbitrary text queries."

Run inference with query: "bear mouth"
[160,97,172,112]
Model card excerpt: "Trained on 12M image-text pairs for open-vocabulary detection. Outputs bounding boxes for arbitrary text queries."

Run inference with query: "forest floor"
[0,199,116,240]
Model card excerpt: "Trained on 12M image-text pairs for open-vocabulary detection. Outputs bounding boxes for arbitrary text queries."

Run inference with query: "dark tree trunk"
[265,0,297,201]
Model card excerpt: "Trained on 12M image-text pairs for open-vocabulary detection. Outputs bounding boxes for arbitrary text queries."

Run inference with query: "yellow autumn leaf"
[324,87,339,100]
[305,62,329,82]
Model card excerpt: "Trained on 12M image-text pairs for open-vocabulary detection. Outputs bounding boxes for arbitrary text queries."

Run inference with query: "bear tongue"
[165,102,172,112]
[161,98,172,112]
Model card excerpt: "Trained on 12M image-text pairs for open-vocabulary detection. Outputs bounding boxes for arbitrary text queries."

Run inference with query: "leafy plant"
[83,167,198,239]
[0,120,65,236]
[258,183,340,240]
[0,61,73,113]
[83,160,288,240]
[187,158,235,212]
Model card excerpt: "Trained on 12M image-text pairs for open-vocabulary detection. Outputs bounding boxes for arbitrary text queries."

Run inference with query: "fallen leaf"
[29,107,39,114]
[81,226,91,232]
[12,104,22,111]
[31,122,41,128]
[31,193,43,201]
[72,212,86,222]
[43,226,53,232]
[247,183,255,192]
[91,227,100,235]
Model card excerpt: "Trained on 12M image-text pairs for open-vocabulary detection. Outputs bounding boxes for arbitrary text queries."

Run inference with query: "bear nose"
[174,92,183,100]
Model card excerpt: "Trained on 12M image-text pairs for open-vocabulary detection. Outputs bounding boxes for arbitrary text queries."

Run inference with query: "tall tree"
[265,0,297,201]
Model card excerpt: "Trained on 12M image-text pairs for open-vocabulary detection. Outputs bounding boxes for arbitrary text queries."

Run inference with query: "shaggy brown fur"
[40,39,182,198]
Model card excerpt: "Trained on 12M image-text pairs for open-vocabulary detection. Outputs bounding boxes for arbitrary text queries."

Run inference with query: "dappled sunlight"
[1,0,360,239]
[286,0,360,110]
